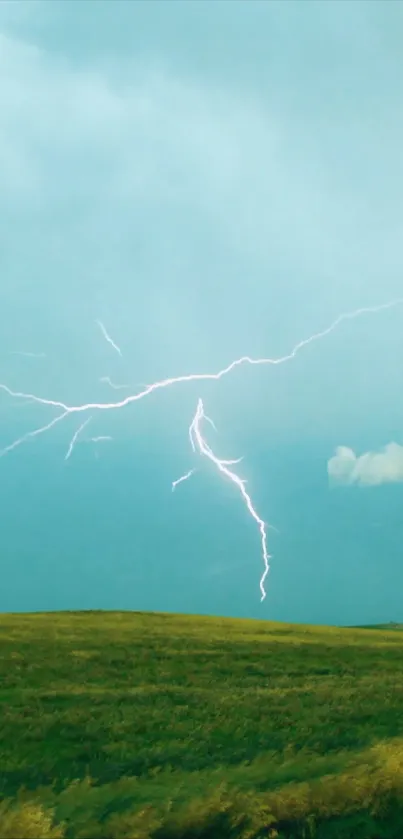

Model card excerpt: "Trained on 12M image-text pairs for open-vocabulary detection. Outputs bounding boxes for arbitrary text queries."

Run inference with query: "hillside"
[1,610,403,838]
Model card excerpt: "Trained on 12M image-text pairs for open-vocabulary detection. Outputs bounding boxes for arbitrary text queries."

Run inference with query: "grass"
[2,610,403,837]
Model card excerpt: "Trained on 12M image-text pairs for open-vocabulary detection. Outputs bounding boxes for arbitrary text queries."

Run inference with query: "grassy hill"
[2,610,403,837]
[353,622,403,631]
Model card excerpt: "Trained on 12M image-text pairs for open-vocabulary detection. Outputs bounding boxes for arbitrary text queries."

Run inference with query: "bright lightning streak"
[189,411,216,449]
[172,469,196,492]
[1,299,401,425]
[0,297,402,598]
[99,376,129,389]
[189,398,270,601]
[100,376,150,391]
[89,435,113,443]
[0,412,69,458]
[65,417,92,461]
[204,414,217,433]
[96,321,122,357]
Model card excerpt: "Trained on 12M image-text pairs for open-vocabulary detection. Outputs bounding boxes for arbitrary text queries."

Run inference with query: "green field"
[2,610,403,838]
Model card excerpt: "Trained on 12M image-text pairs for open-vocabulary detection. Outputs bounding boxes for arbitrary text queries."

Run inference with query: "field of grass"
[2,610,403,837]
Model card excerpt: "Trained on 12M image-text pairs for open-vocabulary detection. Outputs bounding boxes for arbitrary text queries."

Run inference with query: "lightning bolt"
[99,376,150,391]
[187,397,270,601]
[0,297,402,598]
[99,376,130,390]
[1,299,400,423]
[65,417,93,461]
[172,469,196,492]
[0,411,70,459]
[96,320,122,357]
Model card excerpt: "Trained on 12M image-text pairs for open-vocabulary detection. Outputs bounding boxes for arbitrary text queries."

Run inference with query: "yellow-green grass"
[1,610,403,837]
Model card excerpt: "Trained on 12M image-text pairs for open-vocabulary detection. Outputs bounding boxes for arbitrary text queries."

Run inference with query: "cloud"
[0,23,363,381]
[0,27,285,369]
[0,29,272,210]
[1,7,403,441]
[0,22,385,280]
[327,442,403,487]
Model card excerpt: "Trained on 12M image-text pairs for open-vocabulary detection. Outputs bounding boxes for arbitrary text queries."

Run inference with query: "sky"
[0,0,403,626]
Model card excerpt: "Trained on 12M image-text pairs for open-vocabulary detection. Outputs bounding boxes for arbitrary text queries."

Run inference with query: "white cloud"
[327,442,403,487]
[1,13,403,438]
[0,30,274,210]
[0,25,357,366]
[0,24,379,280]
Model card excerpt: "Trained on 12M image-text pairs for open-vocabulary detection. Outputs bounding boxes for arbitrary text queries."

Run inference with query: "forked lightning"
[1,298,402,598]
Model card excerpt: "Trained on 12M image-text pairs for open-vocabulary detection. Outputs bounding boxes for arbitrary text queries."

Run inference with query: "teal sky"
[1,0,403,625]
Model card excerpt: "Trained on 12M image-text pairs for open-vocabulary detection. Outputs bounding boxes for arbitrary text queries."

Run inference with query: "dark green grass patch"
[2,610,403,836]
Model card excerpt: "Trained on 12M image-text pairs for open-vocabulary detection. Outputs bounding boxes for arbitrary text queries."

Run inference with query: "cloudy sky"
[1,0,403,625]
